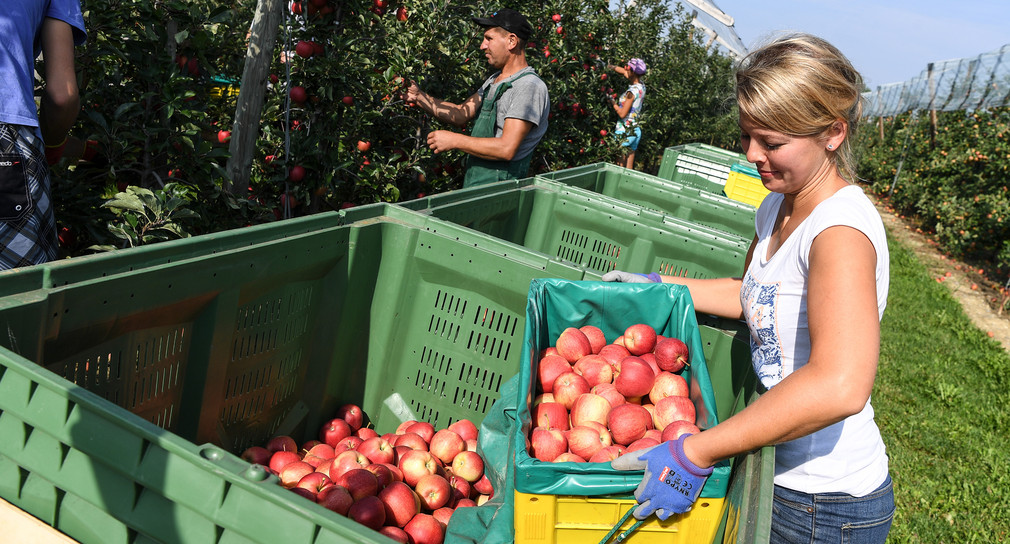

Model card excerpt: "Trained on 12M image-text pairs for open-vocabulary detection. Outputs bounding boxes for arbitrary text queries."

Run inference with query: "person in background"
[606,33,895,543]
[607,58,646,170]
[0,0,86,268]
[401,8,550,187]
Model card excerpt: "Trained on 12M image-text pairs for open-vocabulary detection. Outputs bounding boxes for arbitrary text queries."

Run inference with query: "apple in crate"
[567,424,611,460]
[537,354,572,393]
[649,372,689,404]
[335,468,379,501]
[569,393,611,428]
[399,450,440,487]
[348,495,386,530]
[404,513,444,544]
[319,419,352,447]
[579,325,608,354]
[317,483,353,515]
[553,371,590,410]
[448,419,479,442]
[607,403,652,445]
[653,395,697,431]
[662,420,702,442]
[533,401,569,431]
[556,327,594,363]
[614,357,655,398]
[451,450,486,483]
[415,473,452,510]
[378,480,420,527]
[530,427,568,462]
[429,429,465,465]
[573,354,613,386]
[623,323,658,355]
[358,436,395,464]
[654,337,690,372]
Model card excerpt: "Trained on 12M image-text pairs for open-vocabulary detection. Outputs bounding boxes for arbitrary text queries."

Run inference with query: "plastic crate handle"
[598,506,648,544]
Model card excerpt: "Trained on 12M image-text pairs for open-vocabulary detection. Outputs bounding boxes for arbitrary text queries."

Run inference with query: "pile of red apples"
[529,323,701,463]
[241,405,492,544]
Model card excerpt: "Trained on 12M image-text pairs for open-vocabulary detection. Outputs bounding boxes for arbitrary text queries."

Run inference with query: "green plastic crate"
[407,179,749,280]
[656,144,754,189]
[537,163,757,240]
[0,215,589,544]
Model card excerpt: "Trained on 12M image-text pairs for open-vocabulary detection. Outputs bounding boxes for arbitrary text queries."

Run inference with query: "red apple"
[589,444,627,463]
[649,371,689,405]
[448,419,479,442]
[554,452,587,463]
[341,95,354,106]
[266,435,298,453]
[358,437,395,465]
[404,513,444,544]
[348,495,386,530]
[217,130,231,144]
[598,344,630,369]
[316,483,353,515]
[579,325,607,354]
[567,424,612,460]
[396,420,418,435]
[335,435,364,452]
[398,450,440,487]
[569,393,612,428]
[607,403,652,445]
[552,13,561,22]
[591,382,626,408]
[574,354,613,387]
[623,323,658,355]
[553,371,591,410]
[639,353,660,376]
[335,404,365,431]
[335,467,379,501]
[384,463,404,483]
[456,498,478,508]
[405,421,435,443]
[532,393,555,407]
[356,140,372,153]
[450,450,485,483]
[319,418,352,447]
[473,473,493,496]
[279,461,315,488]
[661,420,701,442]
[446,471,472,505]
[415,473,451,510]
[289,85,308,103]
[644,429,663,442]
[303,443,336,468]
[530,427,568,462]
[532,401,570,431]
[295,471,331,498]
[537,354,572,393]
[378,481,421,527]
[241,446,271,465]
[295,40,314,58]
[429,429,465,465]
[365,463,395,489]
[653,396,697,431]
[329,450,370,478]
[615,357,655,398]
[393,432,429,451]
[355,427,379,440]
[627,437,661,452]
[432,506,454,527]
[555,327,593,363]
[654,337,690,372]
[379,526,410,543]
[268,450,300,474]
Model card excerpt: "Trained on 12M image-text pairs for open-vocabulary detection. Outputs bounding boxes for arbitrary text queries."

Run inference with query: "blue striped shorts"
[0,123,59,269]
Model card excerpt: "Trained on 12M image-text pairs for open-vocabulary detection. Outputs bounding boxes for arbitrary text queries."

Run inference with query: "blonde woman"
[608,34,894,543]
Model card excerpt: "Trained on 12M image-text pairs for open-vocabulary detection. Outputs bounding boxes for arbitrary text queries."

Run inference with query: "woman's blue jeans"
[770,475,895,543]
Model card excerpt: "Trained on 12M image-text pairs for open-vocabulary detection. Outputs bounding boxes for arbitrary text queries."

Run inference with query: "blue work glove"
[602,270,662,283]
[610,434,712,520]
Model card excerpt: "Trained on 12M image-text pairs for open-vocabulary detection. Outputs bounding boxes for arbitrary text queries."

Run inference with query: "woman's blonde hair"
[735,33,864,182]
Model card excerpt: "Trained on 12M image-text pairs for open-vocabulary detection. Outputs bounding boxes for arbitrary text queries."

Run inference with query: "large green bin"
[537,163,757,240]
[0,214,589,544]
[404,178,749,280]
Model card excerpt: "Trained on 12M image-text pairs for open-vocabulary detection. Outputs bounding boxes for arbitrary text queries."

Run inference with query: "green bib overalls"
[463,70,536,188]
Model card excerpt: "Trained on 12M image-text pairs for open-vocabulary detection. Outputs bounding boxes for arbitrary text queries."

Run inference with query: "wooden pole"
[225,0,284,196]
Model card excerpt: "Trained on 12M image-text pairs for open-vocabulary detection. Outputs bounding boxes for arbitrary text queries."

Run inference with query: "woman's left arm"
[684,225,881,467]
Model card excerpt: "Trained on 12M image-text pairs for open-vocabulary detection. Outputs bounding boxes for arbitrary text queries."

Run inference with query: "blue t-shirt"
[0,0,87,127]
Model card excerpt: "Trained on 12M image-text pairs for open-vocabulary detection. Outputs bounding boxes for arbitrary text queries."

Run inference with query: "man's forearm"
[414,91,473,128]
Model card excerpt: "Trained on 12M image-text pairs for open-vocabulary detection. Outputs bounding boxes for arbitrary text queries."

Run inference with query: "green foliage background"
[54,0,738,255]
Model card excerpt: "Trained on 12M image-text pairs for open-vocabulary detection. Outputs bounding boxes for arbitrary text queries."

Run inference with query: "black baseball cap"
[472,8,533,41]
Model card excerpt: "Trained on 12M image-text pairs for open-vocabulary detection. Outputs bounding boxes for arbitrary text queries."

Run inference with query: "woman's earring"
[827,144,834,150]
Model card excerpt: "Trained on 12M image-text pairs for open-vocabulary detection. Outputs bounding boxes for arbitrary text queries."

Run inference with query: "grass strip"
[876,233,1010,542]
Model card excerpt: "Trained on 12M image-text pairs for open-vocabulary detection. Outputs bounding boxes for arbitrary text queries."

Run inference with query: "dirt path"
[869,193,1010,354]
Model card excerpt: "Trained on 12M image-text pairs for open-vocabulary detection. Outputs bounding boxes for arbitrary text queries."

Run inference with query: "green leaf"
[174,30,190,43]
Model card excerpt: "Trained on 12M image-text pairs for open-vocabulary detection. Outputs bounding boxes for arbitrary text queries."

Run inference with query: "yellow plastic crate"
[514,491,725,544]
[724,171,770,208]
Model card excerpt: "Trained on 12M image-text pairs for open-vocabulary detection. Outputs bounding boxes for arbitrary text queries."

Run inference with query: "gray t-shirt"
[477,67,550,161]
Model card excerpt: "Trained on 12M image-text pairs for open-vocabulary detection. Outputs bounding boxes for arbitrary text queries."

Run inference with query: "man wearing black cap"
[402,8,550,187]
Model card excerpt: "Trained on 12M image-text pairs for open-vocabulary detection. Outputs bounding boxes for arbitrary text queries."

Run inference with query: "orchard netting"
[863,43,1010,117]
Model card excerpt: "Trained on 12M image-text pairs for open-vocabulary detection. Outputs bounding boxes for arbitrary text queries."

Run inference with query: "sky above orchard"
[703,0,1009,89]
